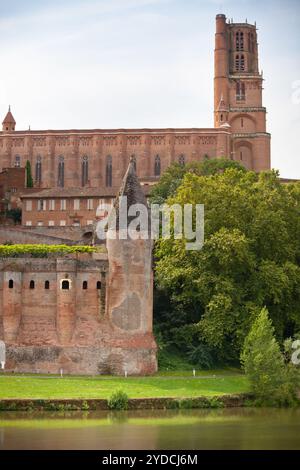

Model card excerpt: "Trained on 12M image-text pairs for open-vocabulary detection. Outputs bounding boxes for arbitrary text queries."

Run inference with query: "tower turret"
[105,158,157,373]
[214,14,270,171]
[2,106,16,132]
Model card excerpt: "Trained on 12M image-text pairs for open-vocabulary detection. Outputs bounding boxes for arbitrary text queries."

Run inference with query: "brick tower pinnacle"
[2,106,16,132]
[214,14,270,171]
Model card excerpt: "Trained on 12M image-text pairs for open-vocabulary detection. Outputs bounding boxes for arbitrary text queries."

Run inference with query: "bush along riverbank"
[0,393,255,411]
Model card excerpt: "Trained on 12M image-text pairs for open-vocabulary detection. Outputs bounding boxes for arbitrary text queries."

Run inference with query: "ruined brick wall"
[0,252,157,375]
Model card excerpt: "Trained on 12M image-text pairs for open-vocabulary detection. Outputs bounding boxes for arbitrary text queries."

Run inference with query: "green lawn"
[0,371,249,399]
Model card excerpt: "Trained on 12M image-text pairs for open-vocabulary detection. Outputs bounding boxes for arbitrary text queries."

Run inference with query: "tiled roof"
[20,184,151,199]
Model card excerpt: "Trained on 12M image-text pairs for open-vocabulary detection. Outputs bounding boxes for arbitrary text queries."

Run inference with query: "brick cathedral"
[0,15,271,375]
[0,14,270,230]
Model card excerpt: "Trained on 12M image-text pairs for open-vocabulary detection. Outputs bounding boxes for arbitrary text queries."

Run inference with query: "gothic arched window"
[154,155,161,176]
[240,54,245,71]
[45,280,50,289]
[248,32,255,53]
[81,156,89,187]
[29,280,35,289]
[58,156,64,188]
[82,281,88,290]
[236,31,244,51]
[106,155,112,187]
[14,155,21,168]
[236,81,246,101]
[235,54,245,71]
[178,154,185,166]
[35,156,42,185]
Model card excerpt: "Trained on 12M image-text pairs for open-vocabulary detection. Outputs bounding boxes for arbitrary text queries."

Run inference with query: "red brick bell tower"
[214,14,270,171]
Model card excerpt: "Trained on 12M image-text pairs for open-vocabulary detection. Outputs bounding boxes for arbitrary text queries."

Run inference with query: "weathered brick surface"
[0,16,270,209]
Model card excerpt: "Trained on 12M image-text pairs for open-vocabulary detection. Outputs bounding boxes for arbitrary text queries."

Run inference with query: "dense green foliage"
[108,389,129,410]
[153,162,300,367]
[25,160,33,188]
[241,308,300,406]
[150,158,246,204]
[0,244,97,257]
[5,208,22,224]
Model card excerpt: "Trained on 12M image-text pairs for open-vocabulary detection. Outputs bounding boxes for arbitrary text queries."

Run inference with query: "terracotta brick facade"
[0,161,157,375]
[0,15,270,200]
[0,14,271,375]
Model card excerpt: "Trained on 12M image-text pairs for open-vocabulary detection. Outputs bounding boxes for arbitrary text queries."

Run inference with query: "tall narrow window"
[30,280,35,289]
[236,31,244,51]
[26,200,32,211]
[240,32,244,51]
[178,154,185,166]
[45,280,50,289]
[8,279,14,289]
[37,199,46,211]
[240,54,245,71]
[58,156,64,187]
[81,156,89,187]
[14,155,21,168]
[248,32,255,53]
[35,156,42,185]
[97,281,101,290]
[236,32,240,50]
[106,155,112,187]
[241,82,245,99]
[235,54,245,71]
[154,155,161,176]
[82,281,88,290]
[236,81,246,101]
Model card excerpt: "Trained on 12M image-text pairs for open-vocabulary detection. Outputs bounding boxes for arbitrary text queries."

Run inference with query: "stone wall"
[0,253,157,375]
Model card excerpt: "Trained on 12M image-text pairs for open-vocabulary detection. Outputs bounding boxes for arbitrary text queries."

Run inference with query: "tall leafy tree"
[154,167,300,363]
[25,160,33,188]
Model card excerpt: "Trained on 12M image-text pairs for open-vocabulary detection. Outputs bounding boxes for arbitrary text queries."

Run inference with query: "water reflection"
[0,408,299,450]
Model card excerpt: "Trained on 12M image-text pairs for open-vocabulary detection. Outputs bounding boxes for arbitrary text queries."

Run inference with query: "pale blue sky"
[0,0,299,178]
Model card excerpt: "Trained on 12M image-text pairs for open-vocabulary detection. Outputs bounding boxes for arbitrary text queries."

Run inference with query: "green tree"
[25,160,33,188]
[241,308,299,405]
[241,307,285,400]
[150,158,245,204]
[154,168,300,363]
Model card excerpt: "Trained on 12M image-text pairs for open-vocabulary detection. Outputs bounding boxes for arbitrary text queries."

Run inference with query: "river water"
[0,408,299,450]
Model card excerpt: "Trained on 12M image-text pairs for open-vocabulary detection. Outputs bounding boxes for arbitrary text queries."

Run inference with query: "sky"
[0,0,299,178]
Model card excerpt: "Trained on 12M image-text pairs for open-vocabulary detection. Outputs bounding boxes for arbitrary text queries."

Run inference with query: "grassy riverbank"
[0,370,249,399]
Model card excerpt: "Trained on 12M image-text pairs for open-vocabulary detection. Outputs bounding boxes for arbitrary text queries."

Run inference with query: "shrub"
[241,307,299,406]
[0,244,98,258]
[108,390,129,410]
